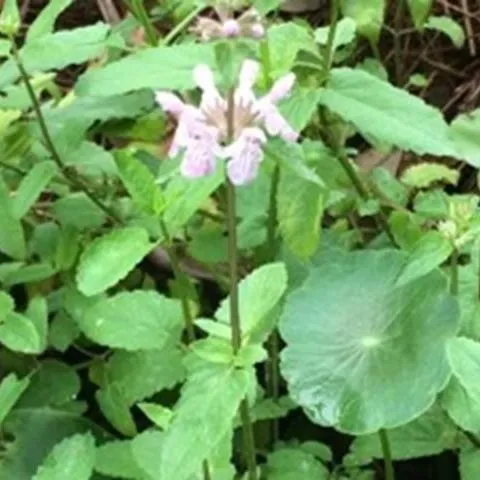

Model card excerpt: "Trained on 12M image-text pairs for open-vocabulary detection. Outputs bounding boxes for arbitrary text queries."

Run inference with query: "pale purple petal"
[222,19,241,37]
[225,127,266,186]
[257,101,298,142]
[194,64,217,93]
[238,59,260,91]
[181,125,220,178]
[155,91,185,117]
[250,23,265,39]
[265,73,296,104]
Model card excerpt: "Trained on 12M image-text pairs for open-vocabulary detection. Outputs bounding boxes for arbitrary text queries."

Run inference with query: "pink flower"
[155,59,298,186]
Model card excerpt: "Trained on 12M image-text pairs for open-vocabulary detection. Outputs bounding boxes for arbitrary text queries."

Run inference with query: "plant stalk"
[226,90,258,479]
[163,5,204,45]
[11,40,121,224]
[323,0,340,75]
[124,0,158,46]
[379,429,395,480]
[450,248,459,296]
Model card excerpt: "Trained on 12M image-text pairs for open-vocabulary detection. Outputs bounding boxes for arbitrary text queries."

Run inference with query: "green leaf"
[279,88,322,133]
[266,447,329,480]
[449,110,480,168]
[395,231,454,286]
[95,440,145,480]
[0,23,110,89]
[319,68,456,157]
[347,404,459,465]
[254,0,282,14]
[267,22,314,76]
[52,193,106,230]
[17,360,80,409]
[32,433,96,480]
[48,312,80,352]
[0,177,26,259]
[80,290,183,350]
[425,16,465,48]
[280,249,458,434]
[75,43,215,97]
[116,150,164,215]
[441,377,480,434]
[157,361,249,480]
[0,0,20,35]
[315,17,357,51]
[0,290,14,319]
[11,161,56,218]
[401,163,459,189]
[138,403,173,430]
[447,337,480,404]
[277,167,324,259]
[104,345,185,405]
[2,262,56,287]
[460,449,480,480]
[96,384,137,437]
[27,0,73,41]
[76,227,153,296]
[191,338,234,365]
[341,0,386,44]
[215,262,288,338]
[406,0,433,28]
[0,373,29,426]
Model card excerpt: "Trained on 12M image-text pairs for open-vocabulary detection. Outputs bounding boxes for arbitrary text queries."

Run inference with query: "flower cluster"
[191,4,265,41]
[156,60,298,186]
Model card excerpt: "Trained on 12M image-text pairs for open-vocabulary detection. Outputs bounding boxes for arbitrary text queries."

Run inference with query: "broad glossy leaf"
[0,373,29,426]
[76,227,153,296]
[447,337,480,404]
[215,262,288,337]
[0,23,110,89]
[12,161,56,218]
[32,433,96,480]
[348,404,459,465]
[460,449,480,480]
[27,0,73,41]
[395,231,453,286]
[280,249,458,434]
[75,43,215,97]
[80,290,183,350]
[341,0,385,43]
[158,360,250,480]
[319,68,456,157]
[406,0,433,28]
[95,440,145,480]
[441,377,480,434]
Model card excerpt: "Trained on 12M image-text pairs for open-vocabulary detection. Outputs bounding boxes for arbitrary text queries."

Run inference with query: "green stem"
[450,248,459,296]
[379,429,395,480]
[163,6,204,45]
[124,0,158,46]
[464,430,480,449]
[323,0,340,75]
[226,90,257,480]
[11,40,121,224]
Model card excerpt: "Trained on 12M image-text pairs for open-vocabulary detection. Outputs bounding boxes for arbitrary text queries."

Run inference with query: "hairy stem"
[226,90,258,479]
[11,40,121,224]
[379,429,395,480]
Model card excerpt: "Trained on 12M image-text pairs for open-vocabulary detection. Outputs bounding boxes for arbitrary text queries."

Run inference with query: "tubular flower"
[191,4,265,41]
[155,59,298,186]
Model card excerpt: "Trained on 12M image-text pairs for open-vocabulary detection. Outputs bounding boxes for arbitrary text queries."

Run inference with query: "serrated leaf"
[11,161,56,218]
[75,43,216,97]
[95,440,145,480]
[425,16,465,48]
[76,227,153,296]
[96,384,137,437]
[27,0,73,41]
[32,433,96,480]
[104,345,185,405]
[157,361,249,480]
[0,373,29,426]
[279,88,322,133]
[406,0,433,28]
[315,17,357,50]
[80,290,183,350]
[449,110,480,167]
[319,68,456,157]
[395,231,454,286]
[116,150,164,214]
[138,403,173,430]
[215,263,288,337]
[277,167,324,259]
[401,163,459,188]
[0,23,110,89]
[341,0,385,44]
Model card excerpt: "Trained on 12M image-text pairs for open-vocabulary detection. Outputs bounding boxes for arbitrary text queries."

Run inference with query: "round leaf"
[279,249,458,434]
